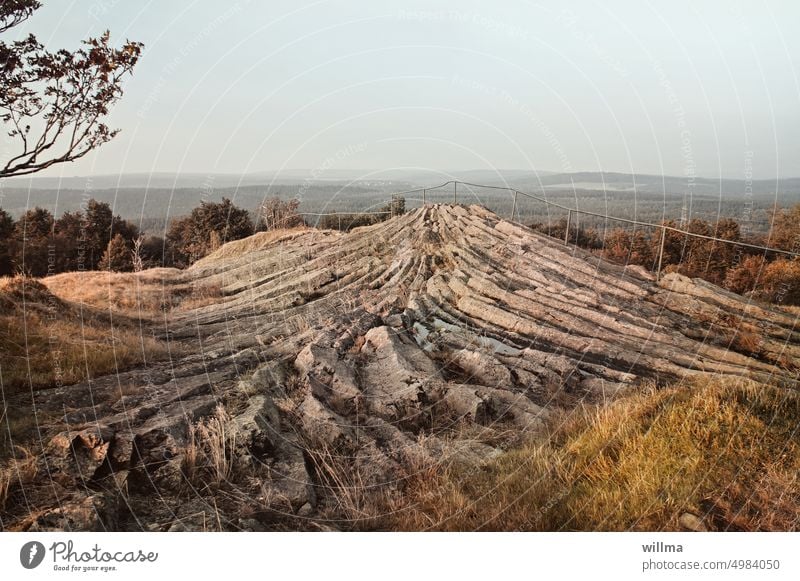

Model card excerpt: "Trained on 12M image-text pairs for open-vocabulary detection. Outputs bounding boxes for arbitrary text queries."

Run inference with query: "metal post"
[337,214,341,231]
[564,209,572,245]
[453,181,457,204]
[422,189,426,206]
[656,225,666,281]
[511,191,518,222]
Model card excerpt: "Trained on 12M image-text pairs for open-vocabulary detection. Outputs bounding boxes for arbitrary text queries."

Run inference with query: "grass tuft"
[183,405,236,489]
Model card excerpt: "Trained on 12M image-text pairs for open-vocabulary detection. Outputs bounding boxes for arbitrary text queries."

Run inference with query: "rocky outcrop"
[5,204,798,530]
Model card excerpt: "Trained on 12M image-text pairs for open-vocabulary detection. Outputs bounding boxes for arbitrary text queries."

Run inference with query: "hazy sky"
[7,0,800,179]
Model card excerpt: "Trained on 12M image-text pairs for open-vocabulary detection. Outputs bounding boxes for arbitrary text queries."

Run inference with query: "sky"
[5,0,800,179]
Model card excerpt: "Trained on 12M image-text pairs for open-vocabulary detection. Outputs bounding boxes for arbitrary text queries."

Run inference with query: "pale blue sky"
[7,0,800,178]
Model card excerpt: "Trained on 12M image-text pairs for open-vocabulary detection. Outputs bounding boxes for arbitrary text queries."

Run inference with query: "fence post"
[511,191,518,222]
[453,181,457,204]
[422,189,426,206]
[656,225,666,281]
[337,214,341,231]
[564,209,572,245]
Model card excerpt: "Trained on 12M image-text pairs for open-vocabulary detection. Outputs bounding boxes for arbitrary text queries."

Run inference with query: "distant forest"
[531,204,800,305]
[0,195,404,275]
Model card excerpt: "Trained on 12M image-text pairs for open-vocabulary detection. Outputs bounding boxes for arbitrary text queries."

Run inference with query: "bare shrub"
[257,198,303,231]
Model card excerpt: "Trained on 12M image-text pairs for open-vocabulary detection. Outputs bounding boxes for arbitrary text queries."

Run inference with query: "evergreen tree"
[98,234,133,272]
[0,208,14,276]
[83,200,139,269]
[652,220,686,269]
[11,207,54,276]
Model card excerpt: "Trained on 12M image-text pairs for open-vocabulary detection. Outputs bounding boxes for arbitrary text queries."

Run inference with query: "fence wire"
[296,179,799,275]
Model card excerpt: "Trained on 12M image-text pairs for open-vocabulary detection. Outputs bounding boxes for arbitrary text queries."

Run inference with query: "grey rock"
[679,512,708,532]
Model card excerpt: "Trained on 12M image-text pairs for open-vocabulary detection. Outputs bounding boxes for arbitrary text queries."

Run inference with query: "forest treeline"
[530,204,800,305]
[0,196,404,275]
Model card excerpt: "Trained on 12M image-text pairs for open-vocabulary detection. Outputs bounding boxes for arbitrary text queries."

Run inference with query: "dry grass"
[391,376,800,531]
[1,267,224,397]
[0,446,38,512]
[192,227,309,266]
[0,275,173,395]
[732,325,763,354]
[172,282,223,312]
[183,405,236,489]
[306,444,388,527]
[43,268,184,315]
[43,269,224,314]
[303,434,459,530]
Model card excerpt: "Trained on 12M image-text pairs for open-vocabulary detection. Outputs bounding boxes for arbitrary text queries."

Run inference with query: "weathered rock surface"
[5,204,799,530]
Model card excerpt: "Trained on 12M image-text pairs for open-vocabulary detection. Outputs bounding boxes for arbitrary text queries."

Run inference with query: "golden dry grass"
[183,405,236,489]
[43,268,184,315]
[172,282,223,311]
[0,446,38,512]
[0,275,173,395]
[391,376,800,531]
[192,227,310,265]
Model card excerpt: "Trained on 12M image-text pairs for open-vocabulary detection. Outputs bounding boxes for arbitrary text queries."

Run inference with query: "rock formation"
[4,204,798,530]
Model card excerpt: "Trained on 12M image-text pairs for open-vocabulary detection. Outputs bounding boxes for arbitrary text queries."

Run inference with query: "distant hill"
[0,168,555,190]
[5,169,798,195]
[2,170,798,232]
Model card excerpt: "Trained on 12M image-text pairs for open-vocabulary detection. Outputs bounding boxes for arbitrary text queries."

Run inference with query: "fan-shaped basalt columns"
[10,204,797,531]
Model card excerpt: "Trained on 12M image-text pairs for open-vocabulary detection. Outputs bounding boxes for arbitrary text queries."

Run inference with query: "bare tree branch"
[0,3,142,179]
[0,0,41,34]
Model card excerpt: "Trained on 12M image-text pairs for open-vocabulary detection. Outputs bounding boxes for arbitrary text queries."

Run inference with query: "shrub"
[724,255,766,295]
[257,197,303,231]
[602,229,652,267]
[758,259,800,305]
[768,203,800,252]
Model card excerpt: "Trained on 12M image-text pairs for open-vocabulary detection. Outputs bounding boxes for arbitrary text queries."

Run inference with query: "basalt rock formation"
[5,204,799,531]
